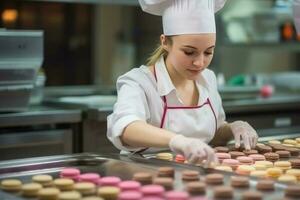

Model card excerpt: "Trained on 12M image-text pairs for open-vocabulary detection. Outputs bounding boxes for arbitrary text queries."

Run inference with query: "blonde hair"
[146,36,173,66]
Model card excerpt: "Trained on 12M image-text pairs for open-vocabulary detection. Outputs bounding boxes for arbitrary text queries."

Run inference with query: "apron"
[133,65,217,154]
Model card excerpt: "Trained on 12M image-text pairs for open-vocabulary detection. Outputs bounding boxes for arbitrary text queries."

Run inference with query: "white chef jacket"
[107,56,226,153]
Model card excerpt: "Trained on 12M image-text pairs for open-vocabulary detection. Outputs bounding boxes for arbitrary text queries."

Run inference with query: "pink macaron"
[222,159,240,170]
[248,154,266,161]
[141,185,165,197]
[97,176,121,186]
[119,180,141,191]
[79,173,100,184]
[60,168,80,181]
[141,197,164,200]
[175,154,185,163]
[165,191,189,200]
[118,191,143,200]
[216,153,231,162]
[237,156,254,165]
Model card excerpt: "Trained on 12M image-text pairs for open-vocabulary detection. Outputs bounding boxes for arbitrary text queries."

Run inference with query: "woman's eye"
[184,51,194,56]
[205,52,213,55]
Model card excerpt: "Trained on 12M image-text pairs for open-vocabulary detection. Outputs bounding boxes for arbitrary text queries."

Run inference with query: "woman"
[107,0,258,165]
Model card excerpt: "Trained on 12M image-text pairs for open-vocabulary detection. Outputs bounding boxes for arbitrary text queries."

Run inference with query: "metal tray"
[0,153,294,200]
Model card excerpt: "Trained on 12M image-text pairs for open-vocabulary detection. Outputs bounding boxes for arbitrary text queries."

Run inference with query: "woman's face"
[162,34,216,80]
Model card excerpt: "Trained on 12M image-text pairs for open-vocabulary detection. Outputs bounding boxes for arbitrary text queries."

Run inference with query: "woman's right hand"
[169,135,218,166]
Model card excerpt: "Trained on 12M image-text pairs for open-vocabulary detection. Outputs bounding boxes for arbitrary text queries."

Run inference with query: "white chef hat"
[138,0,226,35]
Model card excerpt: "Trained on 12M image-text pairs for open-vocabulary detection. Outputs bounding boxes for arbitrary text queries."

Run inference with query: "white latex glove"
[169,135,218,166]
[229,121,258,150]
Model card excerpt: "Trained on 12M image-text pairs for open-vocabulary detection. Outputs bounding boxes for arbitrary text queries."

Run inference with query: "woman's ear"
[160,34,169,51]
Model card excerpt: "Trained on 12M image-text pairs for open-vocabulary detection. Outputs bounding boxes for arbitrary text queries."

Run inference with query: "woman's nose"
[192,54,205,68]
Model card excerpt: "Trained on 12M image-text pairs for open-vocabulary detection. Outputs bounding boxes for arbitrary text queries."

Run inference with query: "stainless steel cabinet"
[0,129,73,161]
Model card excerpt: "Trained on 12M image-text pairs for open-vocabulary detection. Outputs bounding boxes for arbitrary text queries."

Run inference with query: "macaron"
[236,165,256,175]
[186,181,206,194]
[59,191,82,200]
[256,145,272,154]
[119,180,141,191]
[250,170,267,178]
[21,183,43,197]
[248,154,265,162]
[153,177,173,190]
[264,152,279,162]
[60,168,81,181]
[230,176,249,188]
[0,179,22,192]
[278,175,297,184]
[285,147,300,156]
[254,161,273,169]
[141,184,165,197]
[216,152,231,163]
[156,153,173,161]
[79,173,100,184]
[266,167,283,178]
[237,156,254,165]
[97,176,121,187]
[74,182,96,196]
[133,172,153,185]
[221,159,240,170]
[275,150,291,158]
[243,149,258,156]
[53,178,74,191]
[214,146,229,153]
[268,140,281,145]
[38,188,60,200]
[118,191,143,200]
[32,174,53,187]
[290,159,300,169]
[181,170,200,181]
[274,161,292,171]
[286,169,300,180]
[242,191,263,200]
[214,165,233,172]
[283,139,297,145]
[229,151,245,159]
[285,185,300,198]
[253,163,267,171]
[256,180,275,191]
[213,186,233,199]
[269,144,286,151]
[205,173,224,185]
[157,167,174,178]
[165,191,189,200]
[175,154,185,163]
[98,186,120,200]
[81,196,104,200]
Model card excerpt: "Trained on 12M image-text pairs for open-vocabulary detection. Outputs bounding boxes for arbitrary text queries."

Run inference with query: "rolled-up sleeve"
[107,75,150,152]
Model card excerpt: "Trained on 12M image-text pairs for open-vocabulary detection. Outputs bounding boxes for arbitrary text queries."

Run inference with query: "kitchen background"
[1,0,300,160]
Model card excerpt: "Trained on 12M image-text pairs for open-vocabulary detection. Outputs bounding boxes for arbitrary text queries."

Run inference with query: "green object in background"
[227,74,246,86]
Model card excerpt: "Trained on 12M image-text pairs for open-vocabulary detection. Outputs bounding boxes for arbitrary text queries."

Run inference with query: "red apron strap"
[207,98,217,133]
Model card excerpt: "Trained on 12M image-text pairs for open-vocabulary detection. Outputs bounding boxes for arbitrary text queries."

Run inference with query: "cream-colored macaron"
[59,191,82,200]
[22,182,43,197]
[0,179,22,192]
[156,152,173,161]
[54,178,74,191]
[32,174,53,187]
[38,187,60,200]
[278,175,297,183]
[74,182,96,196]
[268,140,281,145]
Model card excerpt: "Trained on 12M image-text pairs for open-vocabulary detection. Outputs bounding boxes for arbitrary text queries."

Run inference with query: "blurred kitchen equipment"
[270,72,300,92]
[29,69,46,105]
[0,29,43,112]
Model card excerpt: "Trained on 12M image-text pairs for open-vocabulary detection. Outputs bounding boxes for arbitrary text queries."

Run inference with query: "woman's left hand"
[228,121,258,150]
